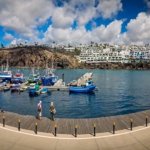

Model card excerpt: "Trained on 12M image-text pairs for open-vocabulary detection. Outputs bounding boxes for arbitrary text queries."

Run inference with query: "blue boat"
[41,75,58,86]
[28,83,40,96]
[69,81,96,93]
[40,87,48,94]
[41,66,58,86]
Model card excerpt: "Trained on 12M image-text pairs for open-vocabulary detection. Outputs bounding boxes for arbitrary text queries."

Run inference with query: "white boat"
[0,61,12,81]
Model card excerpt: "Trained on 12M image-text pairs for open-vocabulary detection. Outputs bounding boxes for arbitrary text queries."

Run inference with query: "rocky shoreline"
[81,62,150,70]
[0,46,150,70]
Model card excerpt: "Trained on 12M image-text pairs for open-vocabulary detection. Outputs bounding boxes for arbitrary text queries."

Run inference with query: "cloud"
[43,26,86,44]
[52,6,75,28]
[0,0,124,44]
[3,33,14,41]
[91,20,123,43]
[10,38,27,45]
[97,0,122,19]
[43,19,123,44]
[124,12,150,44]
[3,0,150,45]
[0,0,54,39]
[76,7,96,26]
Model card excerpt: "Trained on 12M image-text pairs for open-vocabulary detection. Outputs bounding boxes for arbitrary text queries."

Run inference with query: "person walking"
[49,102,56,121]
[37,101,42,120]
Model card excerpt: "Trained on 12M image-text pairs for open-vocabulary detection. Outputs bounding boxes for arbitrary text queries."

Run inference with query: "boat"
[28,68,40,83]
[69,81,96,93]
[41,63,58,86]
[3,86,10,92]
[0,62,12,82]
[68,72,93,86]
[0,71,12,82]
[21,85,28,90]
[19,88,25,92]
[12,71,24,83]
[28,83,40,96]
[10,84,21,92]
[41,74,58,86]
[40,87,48,94]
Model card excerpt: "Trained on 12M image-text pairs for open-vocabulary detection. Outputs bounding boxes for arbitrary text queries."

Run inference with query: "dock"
[0,110,150,135]
[45,86,69,91]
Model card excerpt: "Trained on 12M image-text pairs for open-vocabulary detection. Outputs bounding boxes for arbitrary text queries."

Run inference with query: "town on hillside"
[1,42,150,64]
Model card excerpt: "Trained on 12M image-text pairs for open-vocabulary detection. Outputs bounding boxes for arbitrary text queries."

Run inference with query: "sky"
[0,0,150,46]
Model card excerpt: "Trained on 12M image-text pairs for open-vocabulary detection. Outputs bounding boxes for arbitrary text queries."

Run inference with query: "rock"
[0,46,79,68]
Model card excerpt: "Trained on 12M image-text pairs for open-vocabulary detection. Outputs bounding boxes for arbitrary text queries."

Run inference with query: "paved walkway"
[0,124,150,150]
[0,110,150,135]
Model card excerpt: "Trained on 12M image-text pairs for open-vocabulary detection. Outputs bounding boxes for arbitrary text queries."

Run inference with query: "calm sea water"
[0,69,150,118]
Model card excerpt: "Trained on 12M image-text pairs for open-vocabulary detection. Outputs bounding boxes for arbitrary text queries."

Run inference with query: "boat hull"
[41,88,48,94]
[29,89,37,96]
[3,87,10,92]
[41,76,58,86]
[10,84,20,92]
[69,85,96,93]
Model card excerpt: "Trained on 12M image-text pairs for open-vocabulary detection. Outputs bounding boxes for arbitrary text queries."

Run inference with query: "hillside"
[0,46,80,68]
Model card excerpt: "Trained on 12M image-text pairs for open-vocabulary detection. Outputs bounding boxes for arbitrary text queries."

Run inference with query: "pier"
[0,110,150,135]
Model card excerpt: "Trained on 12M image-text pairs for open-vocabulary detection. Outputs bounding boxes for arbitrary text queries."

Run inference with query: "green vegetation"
[74,48,81,55]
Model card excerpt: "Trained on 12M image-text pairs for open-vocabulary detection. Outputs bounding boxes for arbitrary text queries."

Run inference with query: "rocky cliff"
[0,46,79,68]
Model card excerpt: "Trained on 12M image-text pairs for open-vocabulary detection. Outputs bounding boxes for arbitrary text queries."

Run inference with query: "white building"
[78,46,130,63]
[64,47,75,52]
[77,44,150,63]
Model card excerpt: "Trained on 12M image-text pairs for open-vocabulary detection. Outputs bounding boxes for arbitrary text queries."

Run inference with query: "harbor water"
[0,69,150,118]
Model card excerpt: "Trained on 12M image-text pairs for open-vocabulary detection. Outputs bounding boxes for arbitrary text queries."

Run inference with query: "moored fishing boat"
[69,81,96,93]
[0,61,12,82]
[28,83,40,96]
[41,64,58,86]
[28,74,40,83]
[3,85,10,92]
[41,74,58,86]
[12,71,24,83]
[0,71,12,82]
[28,68,40,83]
[11,83,21,92]
[40,87,48,94]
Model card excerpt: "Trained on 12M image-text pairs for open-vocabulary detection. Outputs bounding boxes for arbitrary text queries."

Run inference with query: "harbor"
[1,69,150,119]
[1,0,150,149]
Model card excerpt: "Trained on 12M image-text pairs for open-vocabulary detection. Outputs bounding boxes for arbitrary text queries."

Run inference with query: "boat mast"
[5,58,9,71]
[1,65,4,71]
[45,61,48,75]
[32,68,35,75]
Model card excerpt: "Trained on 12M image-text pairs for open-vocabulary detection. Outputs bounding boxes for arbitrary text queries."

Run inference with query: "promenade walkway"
[0,110,150,135]
[0,123,150,150]
[0,110,150,149]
